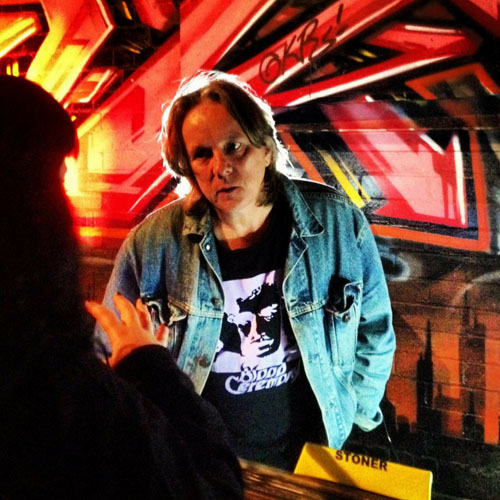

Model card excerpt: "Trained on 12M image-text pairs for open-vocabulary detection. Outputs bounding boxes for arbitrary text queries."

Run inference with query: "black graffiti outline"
[259,6,342,85]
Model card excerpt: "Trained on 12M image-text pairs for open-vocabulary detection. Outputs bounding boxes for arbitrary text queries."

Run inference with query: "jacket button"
[198,356,210,368]
[205,244,211,251]
[342,313,351,322]
[211,297,222,307]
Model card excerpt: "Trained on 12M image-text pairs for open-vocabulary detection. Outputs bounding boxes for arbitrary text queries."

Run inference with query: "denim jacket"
[98,174,395,450]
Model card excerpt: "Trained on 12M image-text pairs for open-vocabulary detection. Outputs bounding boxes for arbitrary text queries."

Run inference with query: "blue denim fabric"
[97,174,395,450]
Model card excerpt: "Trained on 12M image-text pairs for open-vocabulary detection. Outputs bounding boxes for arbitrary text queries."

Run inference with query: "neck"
[214,204,273,250]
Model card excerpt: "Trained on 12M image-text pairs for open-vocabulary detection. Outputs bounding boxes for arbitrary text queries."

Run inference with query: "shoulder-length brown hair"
[160,71,289,211]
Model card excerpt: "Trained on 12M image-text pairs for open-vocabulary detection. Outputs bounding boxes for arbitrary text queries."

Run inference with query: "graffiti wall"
[1,0,499,497]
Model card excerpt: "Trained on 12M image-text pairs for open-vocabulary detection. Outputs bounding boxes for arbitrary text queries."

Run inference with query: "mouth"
[216,186,238,196]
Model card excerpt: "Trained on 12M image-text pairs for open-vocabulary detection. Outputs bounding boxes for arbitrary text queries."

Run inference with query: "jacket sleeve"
[94,234,141,354]
[113,344,244,499]
[353,219,396,431]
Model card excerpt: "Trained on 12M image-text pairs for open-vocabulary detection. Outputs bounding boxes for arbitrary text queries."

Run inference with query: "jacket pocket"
[324,279,363,367]
[142,296,187,360]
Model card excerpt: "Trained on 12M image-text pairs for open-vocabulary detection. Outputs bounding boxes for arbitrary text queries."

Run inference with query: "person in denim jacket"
[97,71,396,469]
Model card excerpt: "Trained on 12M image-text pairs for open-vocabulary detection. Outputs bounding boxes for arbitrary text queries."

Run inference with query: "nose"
[212,149,232,178]
[248,318,262,343]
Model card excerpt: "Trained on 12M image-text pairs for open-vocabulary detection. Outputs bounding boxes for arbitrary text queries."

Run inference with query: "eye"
[224,141,242,155]
[239,321,251,336]
[192,146,212,161]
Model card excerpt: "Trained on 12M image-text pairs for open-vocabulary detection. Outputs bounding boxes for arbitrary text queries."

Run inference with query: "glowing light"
[359,49,377,58]
[27,0,114,102]
[5,62,20,76]
[68,68,121,104]
[404,23,458,33]
[43,45,86,93]
[0,14,39,59]
[121,1,133,21]
[77,227,130,240]
[64,155,80,196]
[175,178,192,199]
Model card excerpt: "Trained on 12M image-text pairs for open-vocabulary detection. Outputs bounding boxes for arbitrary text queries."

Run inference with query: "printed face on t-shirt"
[235,299,280,358]
[213,272,299,374]
[218,280,282,362]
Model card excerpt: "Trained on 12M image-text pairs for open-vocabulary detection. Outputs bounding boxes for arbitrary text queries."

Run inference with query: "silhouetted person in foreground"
[0,74,243,499]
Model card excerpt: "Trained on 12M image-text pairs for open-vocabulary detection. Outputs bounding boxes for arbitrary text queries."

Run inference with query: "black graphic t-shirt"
[202,202,323,470]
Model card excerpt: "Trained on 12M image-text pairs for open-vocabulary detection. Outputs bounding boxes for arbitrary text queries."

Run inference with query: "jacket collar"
[180,173,324,238]
[280,174,324,237]
[181,205,211,237]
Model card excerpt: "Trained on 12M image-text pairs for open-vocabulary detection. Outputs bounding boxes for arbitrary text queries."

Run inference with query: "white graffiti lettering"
[225,362,300,395]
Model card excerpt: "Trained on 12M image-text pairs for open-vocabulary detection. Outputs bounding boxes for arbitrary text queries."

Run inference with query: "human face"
[181,99,272,217]
[238,302,280,358]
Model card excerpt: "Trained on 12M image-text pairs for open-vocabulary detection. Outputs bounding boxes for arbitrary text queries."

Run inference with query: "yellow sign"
[294,443,432,500]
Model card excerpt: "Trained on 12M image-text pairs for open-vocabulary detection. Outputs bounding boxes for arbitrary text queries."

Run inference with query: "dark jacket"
[0,337,243,499]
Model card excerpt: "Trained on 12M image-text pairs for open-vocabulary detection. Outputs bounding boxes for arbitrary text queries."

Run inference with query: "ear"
[264,139,274,168]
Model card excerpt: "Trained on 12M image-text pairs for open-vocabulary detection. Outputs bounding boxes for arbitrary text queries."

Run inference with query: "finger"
[156,324,167,344]
[136,299,153,332]
[85,301,122,342]
[113,294,141,327]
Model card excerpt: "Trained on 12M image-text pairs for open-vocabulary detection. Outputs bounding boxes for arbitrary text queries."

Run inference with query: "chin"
[215,199,246,212]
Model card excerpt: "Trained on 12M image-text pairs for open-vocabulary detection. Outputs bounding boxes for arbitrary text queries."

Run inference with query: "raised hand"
[86,294,166,367]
